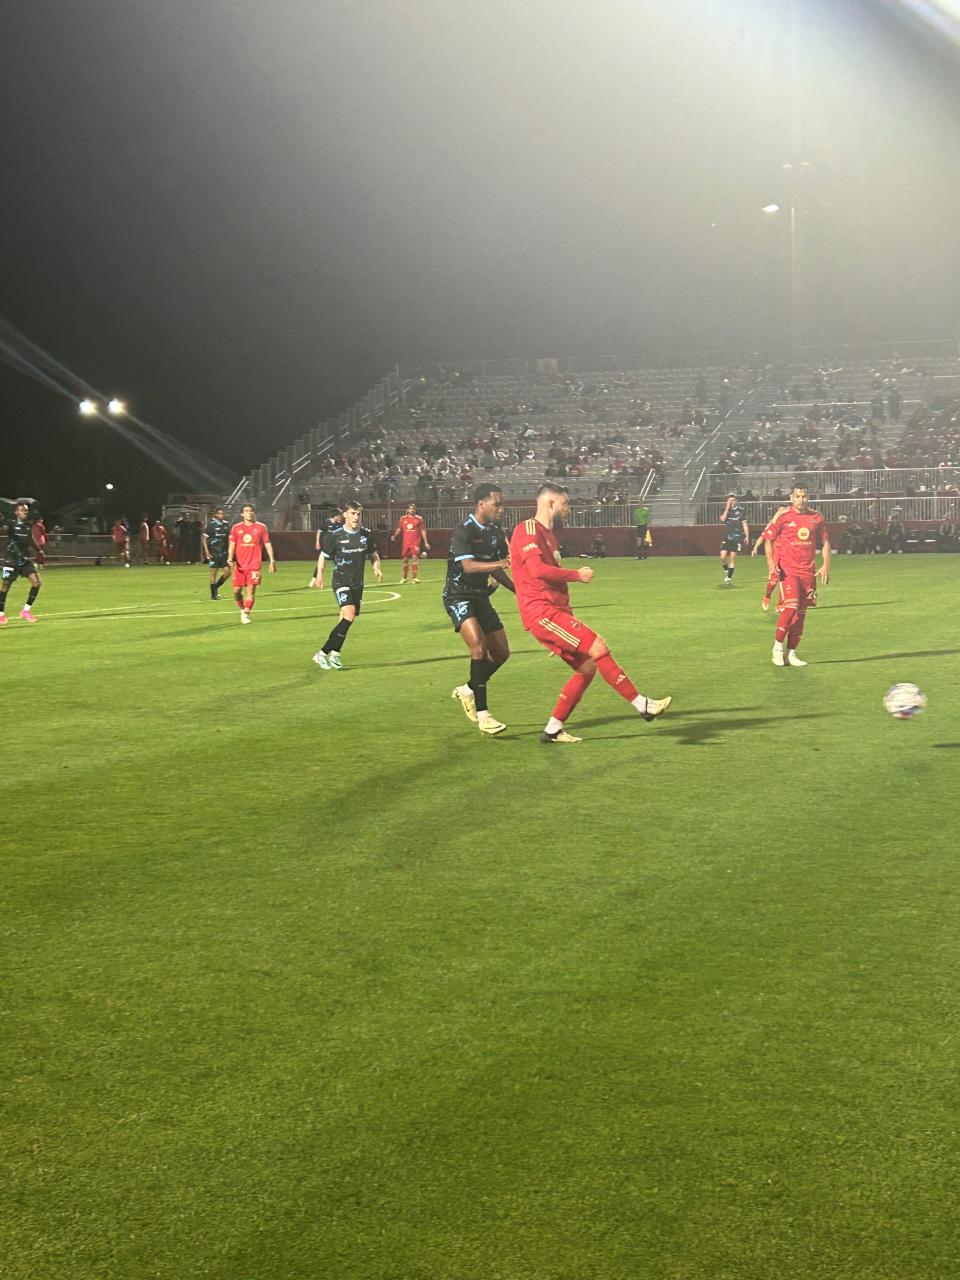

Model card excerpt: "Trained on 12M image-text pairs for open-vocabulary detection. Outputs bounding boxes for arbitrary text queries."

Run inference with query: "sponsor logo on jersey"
[797,526,811,541]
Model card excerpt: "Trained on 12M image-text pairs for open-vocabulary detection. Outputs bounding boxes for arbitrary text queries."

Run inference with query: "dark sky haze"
[1,0,959,511]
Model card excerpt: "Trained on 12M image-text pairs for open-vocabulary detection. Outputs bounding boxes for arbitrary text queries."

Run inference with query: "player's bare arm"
[576,565,594,583]
[458,557,510,576]
[372,554,383,581]
[227,537,236,568]
[818,535,831,585]
[265,540,277,572]
[491,566,515,593]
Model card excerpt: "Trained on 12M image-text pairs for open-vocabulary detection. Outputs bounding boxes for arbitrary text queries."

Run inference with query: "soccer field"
[5,555,959,1280]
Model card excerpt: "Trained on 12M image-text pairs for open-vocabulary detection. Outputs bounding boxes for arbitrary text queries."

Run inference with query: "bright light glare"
[79,398,97,415]
[105,483,115,491]
[107,398,127,415]
[761,203,782,214]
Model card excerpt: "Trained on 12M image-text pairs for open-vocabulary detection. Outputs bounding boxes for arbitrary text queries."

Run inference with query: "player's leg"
[585,633,671,721]
[786,607,807,666]
[409,549,420,582]
[318,597,357,667]
[762,564,780,611]
[400,552,410,583]
[541,652,597,743]
[723,548,736,583]
[453,616,505,733]
[0,565,16,623]
[20,570,41,621]
[772,578,798,665]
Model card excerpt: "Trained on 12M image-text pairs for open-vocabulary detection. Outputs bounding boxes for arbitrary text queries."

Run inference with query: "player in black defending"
[719,492,749,586]
[444,483,515,736]
[202,506,232,599]
[312,501,382,669]
[0,501,42,624]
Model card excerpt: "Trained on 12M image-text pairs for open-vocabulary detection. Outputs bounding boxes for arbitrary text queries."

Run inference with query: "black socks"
[323,616,353,654]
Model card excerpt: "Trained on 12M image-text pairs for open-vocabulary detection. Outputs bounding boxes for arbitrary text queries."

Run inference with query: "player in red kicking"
[391,502,430,583]
[760,485,830,667]
[509,483,671,744]
[227,503,276,623]
[751,505,788,610]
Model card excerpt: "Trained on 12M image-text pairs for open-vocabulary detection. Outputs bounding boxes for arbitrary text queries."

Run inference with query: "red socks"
[595,652,639,703]
[775,607,797,643]
[552,669,596,722]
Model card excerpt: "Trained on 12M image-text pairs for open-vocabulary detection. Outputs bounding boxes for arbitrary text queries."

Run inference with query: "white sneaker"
[240,611,251,624]
[328,652,343,669]
[539,729,583,744]
[638,695,671,722]
[452,685,479,723]
[787,650,807,667]
[478,714,507,735]
[772,646,785,666]
[312,650,331,669]
[412,577,420,584]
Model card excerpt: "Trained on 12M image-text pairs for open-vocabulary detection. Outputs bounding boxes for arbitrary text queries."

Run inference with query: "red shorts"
[778,572,817,611]
[527,609,598,667]
[401,542,420,558]
[232,566,262,589]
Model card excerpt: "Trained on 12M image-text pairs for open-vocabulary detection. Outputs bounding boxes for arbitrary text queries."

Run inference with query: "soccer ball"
[883,683,927,720]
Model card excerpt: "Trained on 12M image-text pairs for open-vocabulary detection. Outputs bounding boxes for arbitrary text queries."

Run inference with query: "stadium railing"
[699,495,959,525]
[707,466,960,499]
[311,499,638,530]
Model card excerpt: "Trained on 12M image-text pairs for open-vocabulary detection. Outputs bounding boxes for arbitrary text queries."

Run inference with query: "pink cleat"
[20,608,37,623]
[0,612,7,626]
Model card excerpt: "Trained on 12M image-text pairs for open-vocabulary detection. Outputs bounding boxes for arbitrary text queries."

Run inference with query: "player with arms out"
[719,493,749,586]
[0,501,42,624]
[444,484,514,736]
[391,502,431,584]
[509,483,671,744]
[227,503,276,624]
[313,501,382,669]
[761,484,830,667]
[751,504,789,610]
[203,506,232,600]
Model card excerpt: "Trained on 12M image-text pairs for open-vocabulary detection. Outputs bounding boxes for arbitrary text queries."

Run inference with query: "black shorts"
[443,595,503,635]
[721,536,742,554]
[208,551,229,569]
[334,586,363,614]
[2,557,35,583]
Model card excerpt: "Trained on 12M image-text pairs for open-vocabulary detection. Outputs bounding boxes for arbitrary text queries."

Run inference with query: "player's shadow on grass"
[568,709,826,745]
[821,601,896,609]
[365,649,542,669]
[818,648,960,664]
[932,743,960,749]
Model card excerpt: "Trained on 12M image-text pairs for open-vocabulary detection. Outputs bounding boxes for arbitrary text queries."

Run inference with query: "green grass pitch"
[4,553,958,1279]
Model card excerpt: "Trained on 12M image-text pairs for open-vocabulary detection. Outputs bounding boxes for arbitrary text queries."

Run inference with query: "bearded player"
[761,485,830,667]
[509,483,671,744]
[391,502,430,584]
[227,503,276,624]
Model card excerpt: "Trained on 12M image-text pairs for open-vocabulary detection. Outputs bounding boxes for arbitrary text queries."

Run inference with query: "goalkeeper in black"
[312,501,382,669]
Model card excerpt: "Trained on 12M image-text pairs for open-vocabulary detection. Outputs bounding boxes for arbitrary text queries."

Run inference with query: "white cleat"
[452,684,479,723]
[328,652,343,669]
[539,729,583,744]
[477,714,507,736]
[772,647,785,666]
[312,650,331,669]
[787,650,807,667]
[240,611,252,624]
[638,695,671,722]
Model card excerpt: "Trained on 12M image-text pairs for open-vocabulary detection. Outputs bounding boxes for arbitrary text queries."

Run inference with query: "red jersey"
[396,514,424,546]
[509,517,582,630]
[151,522,167,544]
[231,521,270,571]
[762,507,826,574]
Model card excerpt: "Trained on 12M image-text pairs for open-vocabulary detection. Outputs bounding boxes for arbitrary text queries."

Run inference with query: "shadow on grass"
[821,601,896,609]
[818,648,960,664]
[364,649,542,669]
[517,709,827,744]
[932,743,960,749]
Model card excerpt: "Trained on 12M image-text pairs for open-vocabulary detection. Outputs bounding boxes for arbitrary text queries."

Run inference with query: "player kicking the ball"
[761,484,830,667]
[227,504,276,623]
[313,501,382,669]
[509,483,671,744]
[391,502,431,584]
[0,501,43,624]
[444,484,514,736]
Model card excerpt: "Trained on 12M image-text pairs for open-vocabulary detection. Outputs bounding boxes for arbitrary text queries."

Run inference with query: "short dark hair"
[342,500,362,512]
[242,502,255,511]
[536,482,568,498]
[473,483,503,504]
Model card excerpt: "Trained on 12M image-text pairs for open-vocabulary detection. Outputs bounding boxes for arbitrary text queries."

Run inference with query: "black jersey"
[443,516,508,600]
[722,503,746,531]
[321,515,345,537]
[4,517,34,562]
[205,516,230,553]
[321,526,377,590]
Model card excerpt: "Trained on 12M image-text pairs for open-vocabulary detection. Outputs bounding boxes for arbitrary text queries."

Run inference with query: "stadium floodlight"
[761,203,782,214]
[105,482,115,491]
[107,398,127,415]
[79,398,97,415]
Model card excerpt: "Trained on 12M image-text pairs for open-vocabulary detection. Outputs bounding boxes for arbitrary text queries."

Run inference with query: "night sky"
[2,0,958,514]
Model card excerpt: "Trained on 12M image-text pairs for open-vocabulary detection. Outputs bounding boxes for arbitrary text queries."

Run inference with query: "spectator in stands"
[886,516,907,554]
[936,515,958,551]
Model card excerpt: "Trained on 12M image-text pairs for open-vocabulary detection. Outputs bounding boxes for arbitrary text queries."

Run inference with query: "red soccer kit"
[509,517,597,665]
[762,507,826,611]
[231,520,270,587]
[397,514,425,555]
